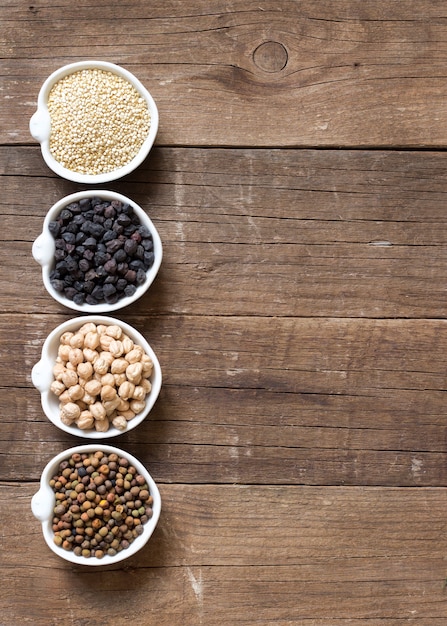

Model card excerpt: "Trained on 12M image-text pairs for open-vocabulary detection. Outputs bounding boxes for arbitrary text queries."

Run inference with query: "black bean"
[124,239,138,255]
[50,279,65,292]
[124,284,137,297]
[83,237,97,250]
[114,249,127,264]
[49,221,61,237]
[106,239,124,254]
[48,197,156,305]
[62,232,76,245]
[136,269,147,285]
[143,252,155,268]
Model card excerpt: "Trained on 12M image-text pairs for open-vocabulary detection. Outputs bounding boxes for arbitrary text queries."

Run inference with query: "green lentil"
[50,450,153,559]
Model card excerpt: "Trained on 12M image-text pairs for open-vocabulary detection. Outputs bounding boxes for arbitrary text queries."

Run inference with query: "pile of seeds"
[48,196,155,306]
[47,69,151,175]
[50,321,153,433]
[50,450,153,559]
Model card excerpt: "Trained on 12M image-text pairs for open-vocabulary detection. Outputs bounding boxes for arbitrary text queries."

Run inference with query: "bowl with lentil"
[31,315,162,438]
[29,60,158,183]
[31,444,161,565]
[32,189,162,312]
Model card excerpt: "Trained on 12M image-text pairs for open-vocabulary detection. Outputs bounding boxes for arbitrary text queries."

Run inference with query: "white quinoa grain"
[47,69,151,175]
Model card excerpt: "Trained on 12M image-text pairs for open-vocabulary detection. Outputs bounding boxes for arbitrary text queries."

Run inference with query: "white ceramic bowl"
[29,60,158,183]
[31,315,162,439]
[31,444,161,566]
[32,190,162,313]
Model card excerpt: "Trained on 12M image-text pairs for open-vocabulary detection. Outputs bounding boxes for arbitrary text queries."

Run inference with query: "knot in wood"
[253,41,288,73]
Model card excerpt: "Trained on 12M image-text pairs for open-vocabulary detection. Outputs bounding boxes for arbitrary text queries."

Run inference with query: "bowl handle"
[29,109,51,143]
[32,359,53,392]
[32,232,55,267]
[31,486,54,522]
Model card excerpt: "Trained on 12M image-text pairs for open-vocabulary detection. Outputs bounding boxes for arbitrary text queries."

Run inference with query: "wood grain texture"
[2,484,447,624]
[2,1,447,623]
[3,1,447,147]
[3,146,447,319]
[1,312,447,487]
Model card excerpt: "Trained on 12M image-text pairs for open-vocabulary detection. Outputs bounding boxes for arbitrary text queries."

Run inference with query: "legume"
[47,69,151,175]
[50,321,154,433]
[48,197,155,306]
[50,451,154,558]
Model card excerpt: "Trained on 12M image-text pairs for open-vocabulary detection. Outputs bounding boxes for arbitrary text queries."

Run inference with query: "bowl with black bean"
[31,315,162,438]
[31,444,161,565]
[29,60,158,184]
[32,190,162,313]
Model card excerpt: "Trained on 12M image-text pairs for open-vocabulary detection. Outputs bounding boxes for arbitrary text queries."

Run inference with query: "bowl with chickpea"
[31,316,162,438]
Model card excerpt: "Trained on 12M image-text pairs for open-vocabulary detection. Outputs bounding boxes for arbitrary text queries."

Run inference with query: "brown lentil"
[50,451,153,559]
[47,69,151,176]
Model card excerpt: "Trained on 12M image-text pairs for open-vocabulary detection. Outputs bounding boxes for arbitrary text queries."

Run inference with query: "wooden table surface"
[2,2,447,624]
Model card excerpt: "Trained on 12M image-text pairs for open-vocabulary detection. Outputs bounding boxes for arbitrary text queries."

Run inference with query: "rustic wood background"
[2,1,447,624]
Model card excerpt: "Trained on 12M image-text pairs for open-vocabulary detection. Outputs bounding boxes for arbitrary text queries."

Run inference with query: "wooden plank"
[2,484,447,624]
[3,1,447,147]
[2,312,447,486]
[2,146,447,319]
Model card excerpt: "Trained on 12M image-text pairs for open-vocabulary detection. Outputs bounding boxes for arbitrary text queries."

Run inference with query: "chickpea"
[60,331,74,345]
[77,361,93,380]
[132,385,146,401]
[90,402,107,421]
[141,354,153,376]
[112,415,127,431]
[101,384,117,402]
[58,344,71,361]
[105,325,122,339]
[52,321,155,434]
[110,358,128,375]
[99,334,114,351]
[117,398,130,412]
[130,399,146,414]
[118,381,135,401]
[99,351,114,367]
[82,391,96,406]
[78,322,97,335]
[53,363,66,381]
[76,411,94,430]
[122,336,134,353]
[69,333,84,349]
[68,348,84,366]
[58,390,71,405]
[94,418,110,432]
[103,396,121,416]
[93,357,109,376]
[109,340,124,357]
[126,362,143,384]
[61,402,81,423]
[83,348,99,363]
[100,373,115,387]
[125,347,144,364]
[140,378,152,394]
[67,384,84,401]
[61,369,78,388]
[84,379,101,397]
[50,380,66,397]
[114,373,126,387]
[121,409,136,421]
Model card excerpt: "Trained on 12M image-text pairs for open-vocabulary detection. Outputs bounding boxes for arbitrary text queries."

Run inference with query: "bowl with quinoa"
[32,190,162,312]
[31,315,162,438]
[29,60,158,183]
[31,444,161,565]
